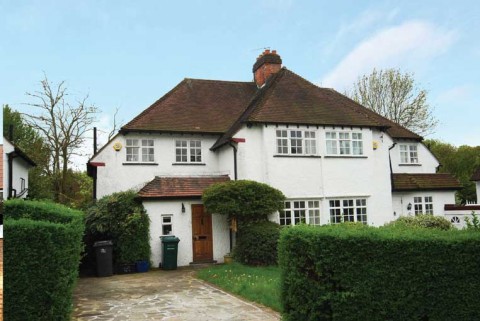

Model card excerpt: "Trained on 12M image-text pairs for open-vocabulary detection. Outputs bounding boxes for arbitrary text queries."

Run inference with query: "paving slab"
[72,267,280,321]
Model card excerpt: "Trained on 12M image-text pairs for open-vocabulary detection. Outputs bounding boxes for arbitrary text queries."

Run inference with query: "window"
[450,216,461,224]
[279,200,321,226]
[326,131,363,156]
[20,178,26,192]
[176,140,202,163]
[414,196,433,215]
[126,139,154,162]
[329,198,367,224]
[161,215,173,235]
[276,130,317,155]
[399,144,418,164]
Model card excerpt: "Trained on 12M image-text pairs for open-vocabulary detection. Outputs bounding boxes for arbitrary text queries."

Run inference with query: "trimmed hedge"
[386,214,453,230]
[4,200,84,321]
[234,221,281,266]
[279,224,480,321]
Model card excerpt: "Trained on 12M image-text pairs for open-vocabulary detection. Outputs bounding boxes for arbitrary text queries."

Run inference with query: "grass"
[196,262,282,312]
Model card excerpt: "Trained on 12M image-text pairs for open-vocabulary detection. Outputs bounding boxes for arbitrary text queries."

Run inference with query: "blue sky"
[1,0,479,166]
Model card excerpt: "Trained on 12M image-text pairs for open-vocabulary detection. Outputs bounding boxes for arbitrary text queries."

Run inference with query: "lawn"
[196,262,282,312]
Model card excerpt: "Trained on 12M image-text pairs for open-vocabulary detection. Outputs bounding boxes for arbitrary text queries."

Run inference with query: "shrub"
[234,221,281,266]
[85,190,150,265]
[465,211,480,230]
[4,200,84,321]
[279,224,480,321]
[386,214,452,230]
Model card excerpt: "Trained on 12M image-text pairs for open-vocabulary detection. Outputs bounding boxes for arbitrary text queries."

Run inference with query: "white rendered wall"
[3,140,31,199]
[143,199,230,267]
[391,140,439,173]
[91,133,226,198]
[477,182,480,202]
[391,191,456,219]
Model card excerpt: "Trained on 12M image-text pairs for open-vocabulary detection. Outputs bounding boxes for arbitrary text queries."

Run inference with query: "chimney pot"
[252,49,282,87]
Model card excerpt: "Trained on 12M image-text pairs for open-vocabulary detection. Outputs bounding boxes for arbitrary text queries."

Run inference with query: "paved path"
[72,267,281,321]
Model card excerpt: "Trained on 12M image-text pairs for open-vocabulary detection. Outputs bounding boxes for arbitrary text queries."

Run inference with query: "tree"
[424,139,480,204]
[348,68,437,136]
[3,105,53,200]
[22,75,98,203]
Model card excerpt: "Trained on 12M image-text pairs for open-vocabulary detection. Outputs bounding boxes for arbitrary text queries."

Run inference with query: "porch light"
[407,203,412,211]
[181,203,186,213]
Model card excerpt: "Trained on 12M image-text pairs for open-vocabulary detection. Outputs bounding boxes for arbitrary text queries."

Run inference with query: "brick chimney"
[252,49,282,87]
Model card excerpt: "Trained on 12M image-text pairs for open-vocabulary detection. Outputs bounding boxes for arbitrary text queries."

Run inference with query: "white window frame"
[329,198,367,224]
[279,200,321,226]
[399,144,419,164]
[325,131,364,156]
[126,139,155,163]
[161,215,173,235]
[276,129,317,155]
[414,196,433,215]
[175,140,202,163]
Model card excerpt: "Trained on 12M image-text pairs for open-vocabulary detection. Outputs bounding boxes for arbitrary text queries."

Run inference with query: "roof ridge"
[184,78,253,84]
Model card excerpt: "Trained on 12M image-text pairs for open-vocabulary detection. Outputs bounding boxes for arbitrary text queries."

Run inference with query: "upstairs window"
[326,131,363,156]
[176,140,202,163]
[414,196,433,215]
[276,130,317,155]
[126,139,154,162]
[329,198,367,224]
[399,144,418,164]
[279,200,321,226]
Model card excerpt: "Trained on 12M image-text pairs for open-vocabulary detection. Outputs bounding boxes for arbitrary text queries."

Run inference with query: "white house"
[88,50,461,267]
[2,138,36,200]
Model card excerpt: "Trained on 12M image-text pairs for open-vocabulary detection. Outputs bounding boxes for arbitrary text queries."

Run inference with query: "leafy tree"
[348,68,437,136]
[425,139,480,203]
[3,104,53,200]
[22,75,98,203]
[202,180,285,225]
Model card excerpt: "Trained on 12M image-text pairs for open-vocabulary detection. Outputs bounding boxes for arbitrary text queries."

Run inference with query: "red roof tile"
[138,175,230,199]
[392,173,462,191]
[471,168,480,181]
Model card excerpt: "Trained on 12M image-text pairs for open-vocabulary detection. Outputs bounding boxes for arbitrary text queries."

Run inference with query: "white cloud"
[321,20,456,90]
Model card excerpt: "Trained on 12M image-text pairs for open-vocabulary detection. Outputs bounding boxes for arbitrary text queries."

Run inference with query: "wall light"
[181,203,186,213]
[407,203,412,211]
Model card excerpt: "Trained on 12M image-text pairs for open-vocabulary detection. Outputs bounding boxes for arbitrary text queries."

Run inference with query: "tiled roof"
[392,173,462,191]
[121,79,257,134]
[471,168,480,181]
[138,175,230,199]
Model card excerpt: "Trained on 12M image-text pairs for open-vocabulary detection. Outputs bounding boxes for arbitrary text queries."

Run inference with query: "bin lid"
[94,240,113,247]
[160,235,180,243]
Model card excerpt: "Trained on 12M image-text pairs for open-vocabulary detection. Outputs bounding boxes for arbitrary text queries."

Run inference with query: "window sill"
[172,163,206,166]
[274,155,321,158]
[399,163,422,166]
[324,155,368,158]
[123,162,158,166]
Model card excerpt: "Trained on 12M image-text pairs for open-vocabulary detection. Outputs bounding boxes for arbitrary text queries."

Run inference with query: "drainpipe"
[388,142,397,191]
[227,142,238,252]
[8,153,13,199]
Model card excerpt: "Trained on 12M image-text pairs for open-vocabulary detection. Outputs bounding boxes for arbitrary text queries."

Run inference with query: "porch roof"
[392,173,462,192]
[138,175,230,199]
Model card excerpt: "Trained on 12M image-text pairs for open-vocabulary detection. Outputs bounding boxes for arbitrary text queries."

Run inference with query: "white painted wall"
[391,140,439,173]
[392,191,456,219]
[143,199,230,267]
[477,182,480,202]
[3,140,31,199]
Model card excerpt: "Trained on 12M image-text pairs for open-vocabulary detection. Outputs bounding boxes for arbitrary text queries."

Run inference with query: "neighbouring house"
[88,50,461,267]
[3,138,36,200]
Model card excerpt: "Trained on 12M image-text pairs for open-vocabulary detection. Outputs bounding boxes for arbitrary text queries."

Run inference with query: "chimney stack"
[252,49,282,87]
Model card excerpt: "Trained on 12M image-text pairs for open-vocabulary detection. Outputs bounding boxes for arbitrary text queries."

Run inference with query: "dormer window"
[399,144,418,164]
[126,139,154,162]
[276,129,317,155]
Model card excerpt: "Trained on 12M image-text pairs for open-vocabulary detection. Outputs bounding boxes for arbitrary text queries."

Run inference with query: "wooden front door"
[192,204,213,262]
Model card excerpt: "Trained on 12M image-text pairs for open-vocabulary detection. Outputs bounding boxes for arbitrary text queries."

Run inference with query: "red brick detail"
[253,49,282,87]
[231,138,245,143]
[89,162,105,167]
[445,204,480,211]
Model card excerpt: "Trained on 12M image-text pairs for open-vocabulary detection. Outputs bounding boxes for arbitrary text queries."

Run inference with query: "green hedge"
[234,221,281,266]
[279,224,480,321]
[4,200,84,321]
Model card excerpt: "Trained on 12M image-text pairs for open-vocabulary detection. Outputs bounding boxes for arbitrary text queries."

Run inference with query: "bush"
[279,224,480,321]
[234,221,281,266]
[85,190,150,265]
[4,200,84,321]
[386,214,452,230]
[465,211,480,230]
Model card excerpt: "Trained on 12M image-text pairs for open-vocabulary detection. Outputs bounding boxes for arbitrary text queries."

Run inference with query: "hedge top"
[4,199,83,224]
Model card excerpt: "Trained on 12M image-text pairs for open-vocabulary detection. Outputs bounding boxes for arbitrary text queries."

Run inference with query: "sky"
[1,0,479,169]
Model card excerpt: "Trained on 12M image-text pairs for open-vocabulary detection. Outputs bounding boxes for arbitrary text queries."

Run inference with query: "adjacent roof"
[138,175,230,199]
[119,68,422,151]
[471,168,480,181]
[392,173,462,191]
[4,138,36,167]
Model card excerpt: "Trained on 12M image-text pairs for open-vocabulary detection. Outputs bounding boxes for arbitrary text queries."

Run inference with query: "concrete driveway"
[72,267,281,321]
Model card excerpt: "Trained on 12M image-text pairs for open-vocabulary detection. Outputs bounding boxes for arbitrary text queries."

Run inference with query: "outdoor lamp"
[407,203,412,211]
[181,203,186,213]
